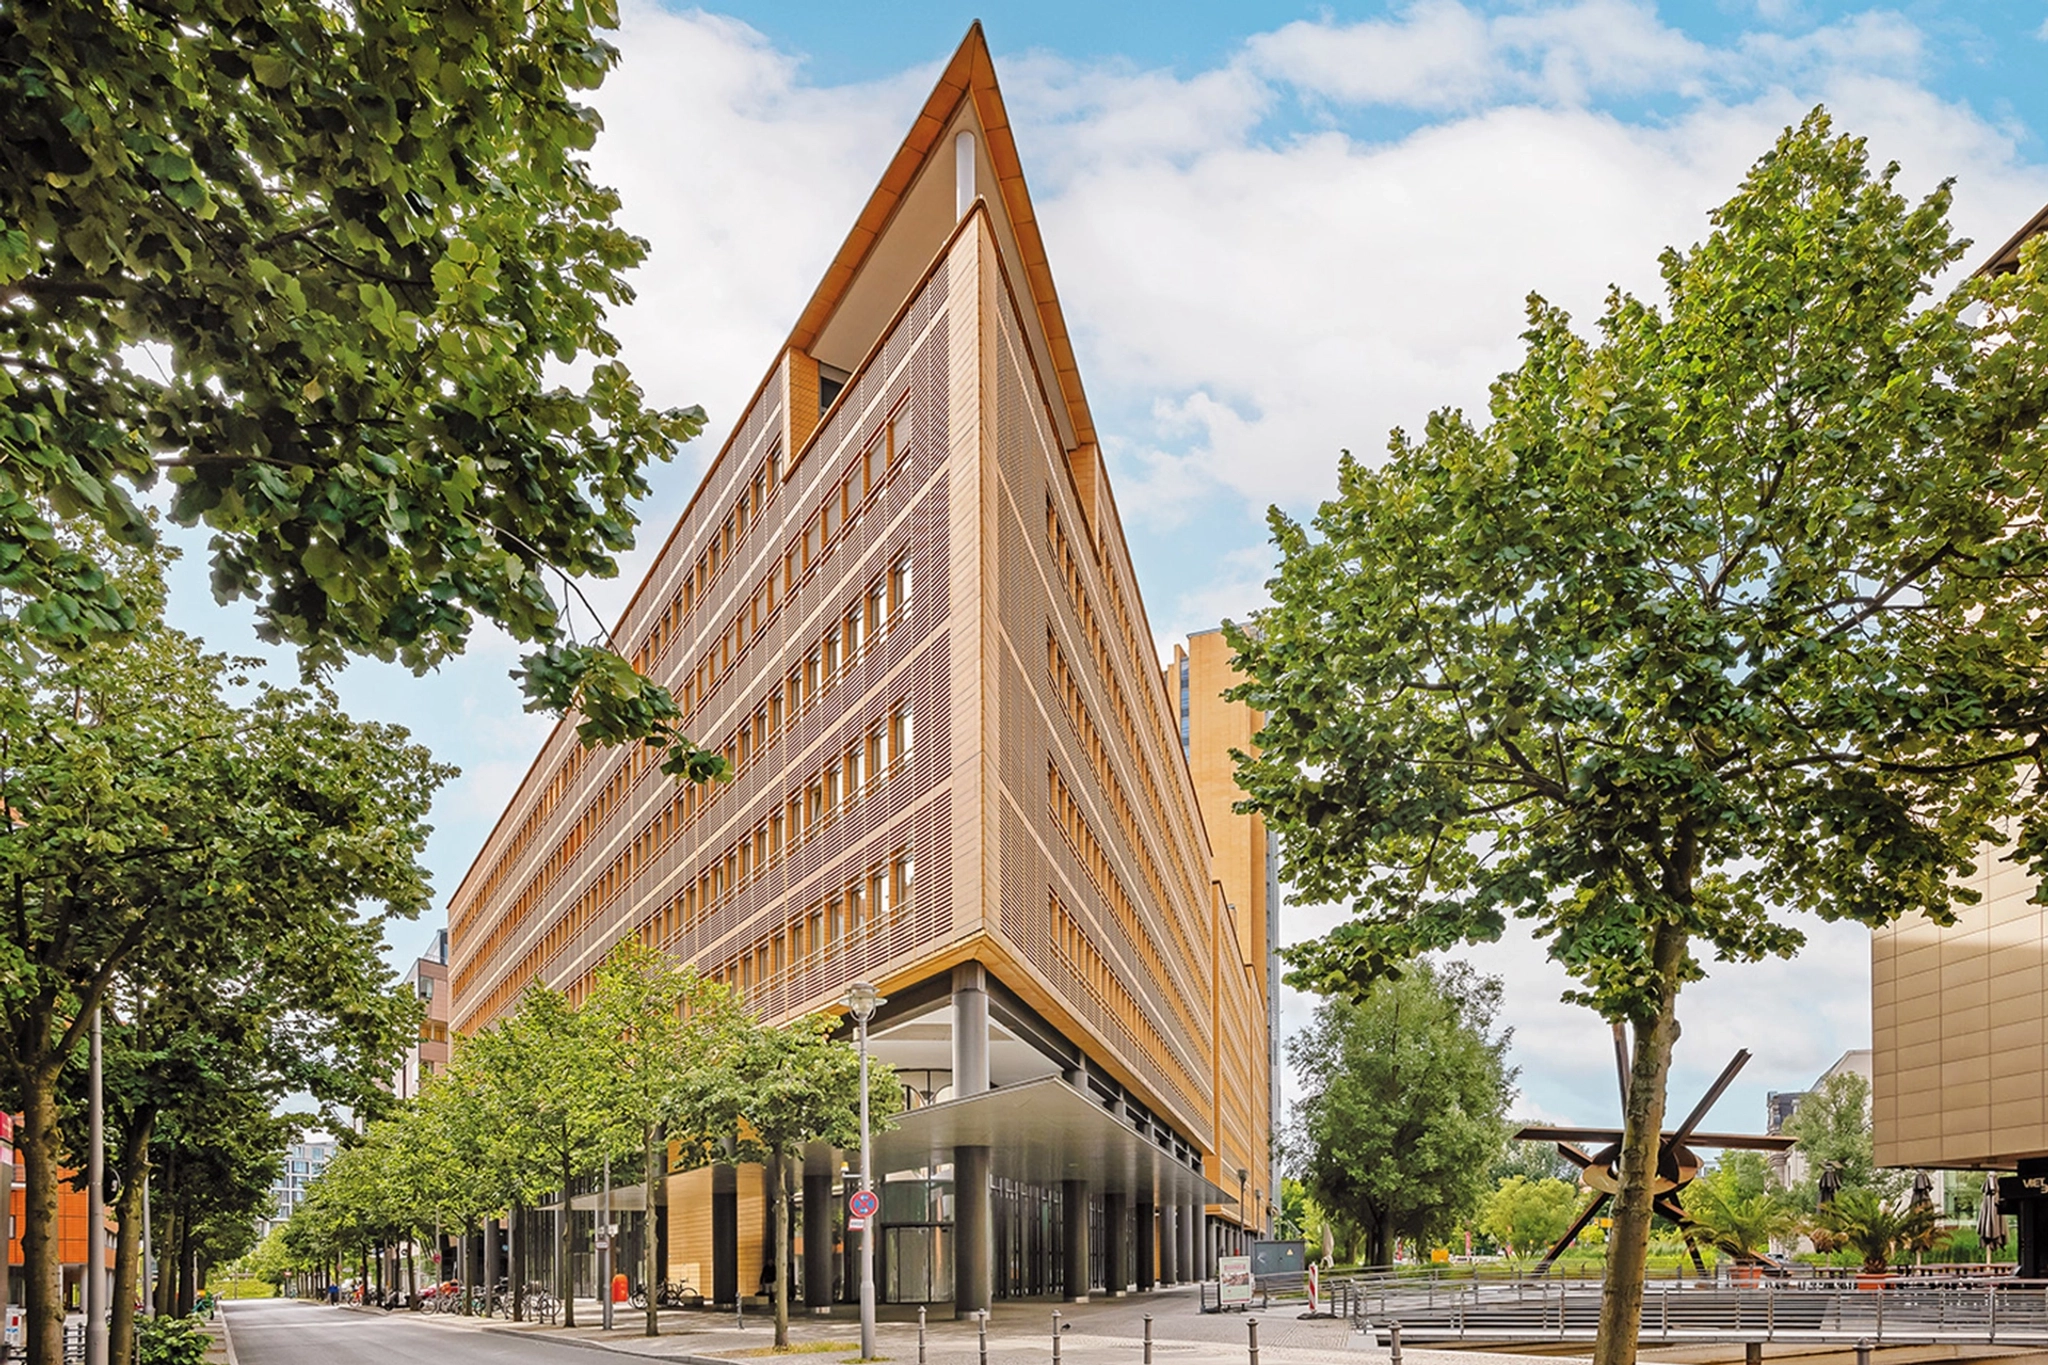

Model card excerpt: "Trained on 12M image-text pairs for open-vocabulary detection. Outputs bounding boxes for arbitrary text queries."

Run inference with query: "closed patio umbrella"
[1911,1170,1935,1208]
[1979,1173,2007,1251]
[1818,1164,1842,1208]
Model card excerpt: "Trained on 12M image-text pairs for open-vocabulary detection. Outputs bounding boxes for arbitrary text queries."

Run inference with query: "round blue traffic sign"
[849,1188,879,1219]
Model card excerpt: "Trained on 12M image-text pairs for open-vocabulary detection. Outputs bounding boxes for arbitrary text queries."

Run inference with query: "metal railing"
[1341,1274,2048,1345]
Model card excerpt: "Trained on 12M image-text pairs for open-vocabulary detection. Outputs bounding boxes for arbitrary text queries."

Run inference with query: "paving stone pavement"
[347,1285,1590,1365]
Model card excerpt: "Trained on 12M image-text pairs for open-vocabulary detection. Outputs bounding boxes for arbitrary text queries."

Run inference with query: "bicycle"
[519,1282,560,1324]
[627,1279,704,1311]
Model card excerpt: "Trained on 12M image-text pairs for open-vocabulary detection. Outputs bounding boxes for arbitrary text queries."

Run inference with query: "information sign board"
[1218,1255,1253,1307]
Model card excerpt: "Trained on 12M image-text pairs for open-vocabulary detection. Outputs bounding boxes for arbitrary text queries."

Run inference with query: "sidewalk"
[344,1285,1589,1365]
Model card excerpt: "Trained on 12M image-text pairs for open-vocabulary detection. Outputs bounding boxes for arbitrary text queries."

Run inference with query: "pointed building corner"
[448,29,1274,1315]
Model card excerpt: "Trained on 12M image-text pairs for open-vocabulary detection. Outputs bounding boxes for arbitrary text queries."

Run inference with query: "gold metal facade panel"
[1873,845,2048,1167]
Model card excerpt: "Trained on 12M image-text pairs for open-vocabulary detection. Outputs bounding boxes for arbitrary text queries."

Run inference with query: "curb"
[216,1309,239,1365]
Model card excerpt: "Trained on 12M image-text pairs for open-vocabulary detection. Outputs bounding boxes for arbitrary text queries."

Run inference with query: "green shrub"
[136,1315,209,1365]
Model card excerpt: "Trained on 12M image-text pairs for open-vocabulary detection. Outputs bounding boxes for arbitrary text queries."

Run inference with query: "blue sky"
[163,0,2048,1131]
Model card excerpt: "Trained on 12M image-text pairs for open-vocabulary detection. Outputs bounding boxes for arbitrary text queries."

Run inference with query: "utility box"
[1250,1239,1305,1278]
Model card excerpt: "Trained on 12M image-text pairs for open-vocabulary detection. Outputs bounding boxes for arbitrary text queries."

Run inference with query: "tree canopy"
[1479,1176,1580,1262]
[1286,960,1512,1267]
[1783,1071,1900,1202]
[1,0,721,777]
[1230,111,2048,1365]
[0,549,447,1365]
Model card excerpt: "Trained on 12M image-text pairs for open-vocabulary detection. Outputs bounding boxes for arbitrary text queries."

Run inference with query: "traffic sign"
[848,1188,879,1220]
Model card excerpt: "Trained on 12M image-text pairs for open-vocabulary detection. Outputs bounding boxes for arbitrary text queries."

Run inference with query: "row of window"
[670,417,904,720]
[725,557,913,777]
[650,702,915,945]
[1044,498,1207,944]
[1047,629,1209,1008]
[684,849,916,1000]
[453,553,915,1011]
[457,691,916,1030]
[455,404,905,950]
[1047,762,1208,1067]
[1050,893,1176,1085]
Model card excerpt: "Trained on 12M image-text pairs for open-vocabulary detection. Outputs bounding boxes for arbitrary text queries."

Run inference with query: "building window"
[889,704,913,773]
[889,556,911,618]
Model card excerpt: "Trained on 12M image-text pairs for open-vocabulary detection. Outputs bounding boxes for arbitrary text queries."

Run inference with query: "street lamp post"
[843,982,886,1362]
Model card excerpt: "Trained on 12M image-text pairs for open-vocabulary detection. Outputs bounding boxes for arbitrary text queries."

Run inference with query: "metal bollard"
[1745,1343,1762,1365]
[979,1309,990,1365]
[1248,1316,1260,1365]
[1390,1321,1403,1365]
[1144,1314,1154,1365]
[1054,1309,1063,1364]
[919,1305,928,1365]
[1856,1340,1871,1365]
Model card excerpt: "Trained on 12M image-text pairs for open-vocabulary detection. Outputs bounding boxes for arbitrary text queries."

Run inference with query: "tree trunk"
[559,1151,576,1328]
[510,1201,523,1321]
[110,1116,153,1365]
[772,1150,790,1348]
[19,1070,64,1365]
[643,1125,660,1337]
[1592,923,1689,1365]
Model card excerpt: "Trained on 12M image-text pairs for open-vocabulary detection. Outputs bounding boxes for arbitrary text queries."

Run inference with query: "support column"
[1135,1199,1155,1291]
[804,1172,833,1311]
[1159,1206,1178,1286]
[1061,1181,1090,1302]
[955,1145,992,1318]
[1103,1192,1128,1297]
[1183,1203,1200,1283]
[952,965,989,1098]
[712,1165,738,1306]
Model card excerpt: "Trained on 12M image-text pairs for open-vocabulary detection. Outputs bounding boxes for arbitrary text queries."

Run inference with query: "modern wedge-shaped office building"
[448,26,1275,1313]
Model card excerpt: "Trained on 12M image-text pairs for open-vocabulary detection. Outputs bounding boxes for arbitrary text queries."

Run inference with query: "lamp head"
[843,980,885,1022]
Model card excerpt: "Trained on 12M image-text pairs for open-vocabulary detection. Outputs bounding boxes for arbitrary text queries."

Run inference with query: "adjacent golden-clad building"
[1871,199,2048,1275]
[447,26,1273,1313]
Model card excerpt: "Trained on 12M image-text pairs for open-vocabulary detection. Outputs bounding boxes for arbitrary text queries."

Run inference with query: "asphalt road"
[222,1299,610,1365]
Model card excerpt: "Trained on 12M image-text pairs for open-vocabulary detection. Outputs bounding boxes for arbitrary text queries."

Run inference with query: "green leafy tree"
[1784,1072,1900,1204]
[78,874,417,1363]
[1286,961,1513,1268]
[0,563,447,1365]
[1480,1176,1581,1261]
[587,945,746,1338]
[715,1012,897,1348]
[1228,112,2048,1365]
[1489,1139,1576,1186]
[463,984,613,1325]
[1689,1150,1774,1206]
[0,0,725,780]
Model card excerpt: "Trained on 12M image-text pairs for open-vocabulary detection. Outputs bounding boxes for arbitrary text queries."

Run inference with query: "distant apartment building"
[447,25,1274,1313]
[256,1135,335,1243]
[1870,198,2048,1272]
[394,929,450,1101]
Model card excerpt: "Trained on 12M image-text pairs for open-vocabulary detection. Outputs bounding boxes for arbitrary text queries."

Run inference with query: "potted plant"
[1680,1184,1797,1283]
[1811,1188,1937,1286]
